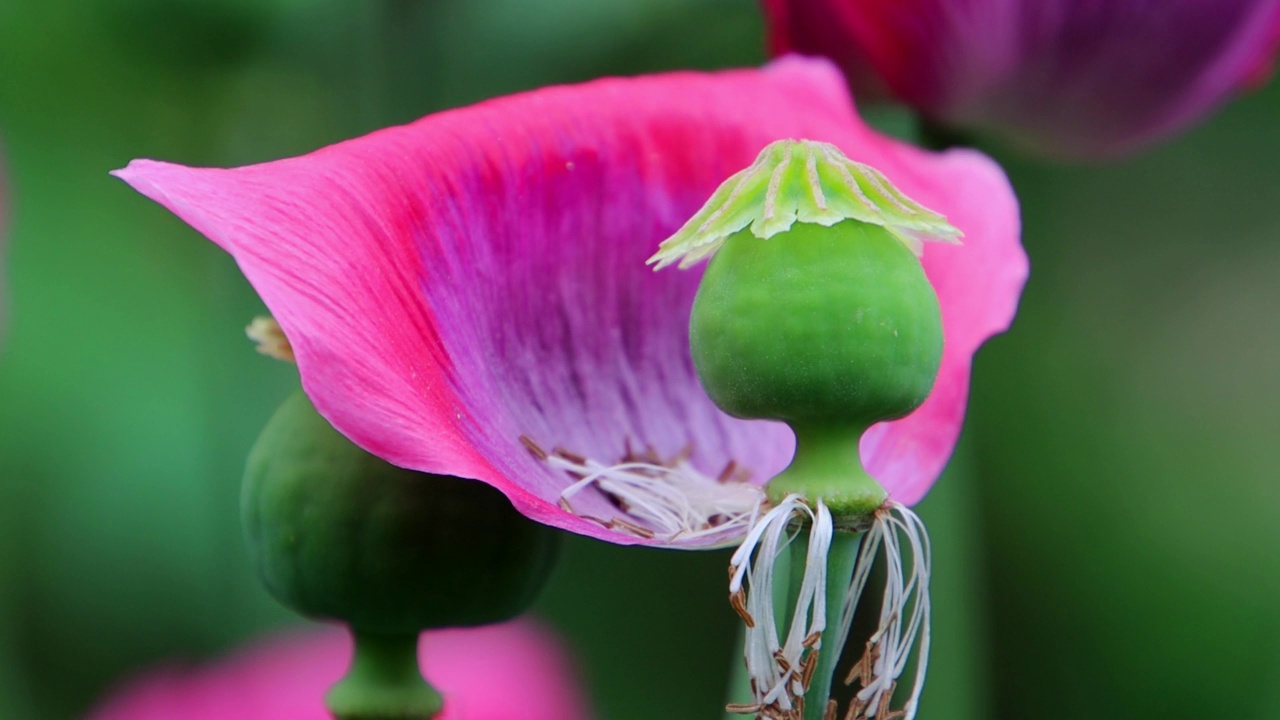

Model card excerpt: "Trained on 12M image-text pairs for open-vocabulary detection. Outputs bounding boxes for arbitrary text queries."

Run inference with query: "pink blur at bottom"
[84,619,592,720]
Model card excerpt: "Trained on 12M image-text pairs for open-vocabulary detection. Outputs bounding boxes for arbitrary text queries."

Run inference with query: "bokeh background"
[1,1,1277,719]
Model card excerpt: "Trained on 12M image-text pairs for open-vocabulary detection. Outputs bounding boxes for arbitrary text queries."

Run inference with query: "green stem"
[326,628,443,720]
[721,624,754,720]
[799,528,861,720]
[767,425,886,526]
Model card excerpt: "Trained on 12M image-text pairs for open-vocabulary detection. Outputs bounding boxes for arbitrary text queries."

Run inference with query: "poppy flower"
[113,56,1025,552]
[84,620,591,720]
[763,0,1280,158]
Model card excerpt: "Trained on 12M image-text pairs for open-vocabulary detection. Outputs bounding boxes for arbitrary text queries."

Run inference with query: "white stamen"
[728,500,932,720]
[727,494,834,715]
[551,452,764,544]
[840,503,932,720]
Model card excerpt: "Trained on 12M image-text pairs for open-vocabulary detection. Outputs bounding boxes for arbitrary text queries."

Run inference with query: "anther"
[607,518,656,539]
[718,460,740,483]
[246,316,295,362]
[800,651,819,690]
[551,447,587,465]
[519,435,548,461]
[730,590,756,627]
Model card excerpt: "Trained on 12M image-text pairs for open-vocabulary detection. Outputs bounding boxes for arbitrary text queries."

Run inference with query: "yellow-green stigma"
[647,139,960,270]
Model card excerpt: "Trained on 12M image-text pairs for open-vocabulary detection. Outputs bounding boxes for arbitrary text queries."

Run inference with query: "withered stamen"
[800,651,819,689]
[551,446,588,465]
[602,490,632,513]
[845,641,879,687]
[519,435,548,460]
[717,459,739,483]
[875,683,904,720]
[729,589,756,628]
[668,442,695,466]
[608,518,656,539]
[772,649,792,674]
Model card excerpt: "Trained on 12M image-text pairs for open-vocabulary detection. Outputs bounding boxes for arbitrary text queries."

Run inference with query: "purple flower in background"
[764,0,1280,158]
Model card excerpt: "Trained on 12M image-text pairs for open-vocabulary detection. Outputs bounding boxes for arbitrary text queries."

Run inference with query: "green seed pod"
[243,390,561,719]
[690,220,942,427]
[651,139,959,523]
[243,390,560,631]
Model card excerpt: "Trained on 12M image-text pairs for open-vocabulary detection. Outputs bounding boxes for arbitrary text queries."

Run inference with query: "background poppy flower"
[84,620,591,720]
[763,0,1280,158]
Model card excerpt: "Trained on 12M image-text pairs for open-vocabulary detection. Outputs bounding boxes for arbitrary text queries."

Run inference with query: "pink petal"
[114,57,1024,542]
[765,0,1280,158]
[84,620,591,720]
[860,148,1026,504]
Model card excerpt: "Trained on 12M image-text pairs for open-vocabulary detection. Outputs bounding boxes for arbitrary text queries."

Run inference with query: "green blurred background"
[0,1,1277,719]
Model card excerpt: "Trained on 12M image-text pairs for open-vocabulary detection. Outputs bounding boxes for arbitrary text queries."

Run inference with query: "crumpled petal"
[764,0,1280,158]
[84,620,591,720]
[114,57,1025,545]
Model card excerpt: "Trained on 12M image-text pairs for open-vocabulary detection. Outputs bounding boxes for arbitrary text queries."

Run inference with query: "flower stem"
[766,425,886,527]
[796,527,861,720]
[325,628,443,720]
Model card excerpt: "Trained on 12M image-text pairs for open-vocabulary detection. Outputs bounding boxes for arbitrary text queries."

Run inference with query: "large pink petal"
[766,0,1280,158]
[114,57,1023,544]
[84,620,591,720]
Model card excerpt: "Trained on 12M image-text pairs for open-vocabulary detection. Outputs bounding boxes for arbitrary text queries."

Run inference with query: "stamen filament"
[840,504,932,720]
[730,500,932,720]
[547,450,764,545]
[728,494,833,717]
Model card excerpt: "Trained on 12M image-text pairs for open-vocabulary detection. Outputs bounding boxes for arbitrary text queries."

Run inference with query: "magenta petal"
[860,149,1026,505]
[766,0,1280,158]
[84,620,591,720]
[114,58,1024,544]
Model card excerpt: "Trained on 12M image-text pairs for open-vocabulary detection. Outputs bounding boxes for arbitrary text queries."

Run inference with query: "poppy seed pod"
[691,221,942,429]
[242,390,560,719]
[691,221,942,518]
[655,139,961,718]
[244,391,560,632]
[653,138,957,524]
